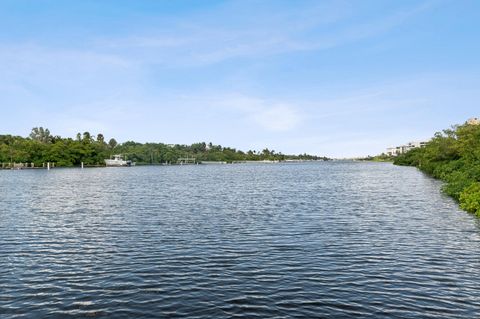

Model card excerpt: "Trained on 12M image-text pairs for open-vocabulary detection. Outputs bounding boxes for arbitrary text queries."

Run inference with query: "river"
[1,162,479,318]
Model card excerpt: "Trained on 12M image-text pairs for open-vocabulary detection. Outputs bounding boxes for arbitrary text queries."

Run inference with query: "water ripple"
[1,162,480,318]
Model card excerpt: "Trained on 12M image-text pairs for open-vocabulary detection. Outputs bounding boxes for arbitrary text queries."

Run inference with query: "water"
[1,162,479,318]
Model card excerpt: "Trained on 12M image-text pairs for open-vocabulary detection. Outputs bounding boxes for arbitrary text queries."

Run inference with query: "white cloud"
[0,0,465,158]
[202,94,302,132]
[85,1,437,67]
[251,104,301,131]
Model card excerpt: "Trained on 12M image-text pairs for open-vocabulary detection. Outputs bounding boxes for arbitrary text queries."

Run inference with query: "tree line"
[393,121,480,216]
[0,127,329,167]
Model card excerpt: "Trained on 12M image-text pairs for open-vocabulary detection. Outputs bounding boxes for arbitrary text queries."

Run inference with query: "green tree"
[97,134,105,144]
[108,138,118,149]
[29,127,52,143]
[394,121,480,215]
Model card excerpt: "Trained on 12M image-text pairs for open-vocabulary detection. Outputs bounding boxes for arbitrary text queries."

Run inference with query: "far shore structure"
[386,117,479,157]
[386,141,428,157]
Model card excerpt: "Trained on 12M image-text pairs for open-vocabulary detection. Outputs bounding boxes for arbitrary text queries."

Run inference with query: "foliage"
[0,127,329,167]
[29,127,53,143]
[359,154,394,162]
[393,122,480,216]
[459,183,480,216]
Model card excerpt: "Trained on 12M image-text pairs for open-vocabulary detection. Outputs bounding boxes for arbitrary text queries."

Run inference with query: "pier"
[1,162,56,170]
[177,157,197,165]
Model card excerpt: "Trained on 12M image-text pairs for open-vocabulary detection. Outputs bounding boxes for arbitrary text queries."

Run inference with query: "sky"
[0,0,479,158]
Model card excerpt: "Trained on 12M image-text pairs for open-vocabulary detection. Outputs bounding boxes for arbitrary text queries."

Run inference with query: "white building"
[386,141,427,156]
[467,117,480,125]
[387,117,477,156]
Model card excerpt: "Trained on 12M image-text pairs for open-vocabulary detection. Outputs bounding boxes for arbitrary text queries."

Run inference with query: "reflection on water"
[1,162,479,318]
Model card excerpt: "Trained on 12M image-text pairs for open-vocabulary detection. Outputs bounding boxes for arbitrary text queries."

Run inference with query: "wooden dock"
[1,162,56,170]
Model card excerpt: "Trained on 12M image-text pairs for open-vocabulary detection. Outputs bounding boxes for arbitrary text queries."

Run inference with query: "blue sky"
[0,0,479,157]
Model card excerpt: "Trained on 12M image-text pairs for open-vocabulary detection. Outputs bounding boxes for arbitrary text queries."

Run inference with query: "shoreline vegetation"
[0,127,329,169]
[392,121,480,217]
[357,154,394,162]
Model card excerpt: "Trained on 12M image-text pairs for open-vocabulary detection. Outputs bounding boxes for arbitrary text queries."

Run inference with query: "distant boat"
[105,154,134,167]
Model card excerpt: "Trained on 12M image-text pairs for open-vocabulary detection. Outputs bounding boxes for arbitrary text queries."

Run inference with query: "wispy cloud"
[0,0,438,97]
[211,94,302,131]
[251,105,301,131]
[157,93,303,132]
[0,43,142,106]
[88,1,437,67]
[1,0,475,158]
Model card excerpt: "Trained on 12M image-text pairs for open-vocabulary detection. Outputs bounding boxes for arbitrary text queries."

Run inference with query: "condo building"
[386,141,428,157]
[467,117,480,125]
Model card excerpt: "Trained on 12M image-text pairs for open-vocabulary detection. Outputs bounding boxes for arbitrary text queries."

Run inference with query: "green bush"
[440,168,471,200]
[393,123,480,217]
[459,183,480,216]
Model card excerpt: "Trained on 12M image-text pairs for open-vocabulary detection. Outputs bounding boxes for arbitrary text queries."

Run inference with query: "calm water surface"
[1,162,479,318]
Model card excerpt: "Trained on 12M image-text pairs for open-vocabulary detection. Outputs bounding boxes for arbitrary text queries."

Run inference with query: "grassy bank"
[393,122,480,216]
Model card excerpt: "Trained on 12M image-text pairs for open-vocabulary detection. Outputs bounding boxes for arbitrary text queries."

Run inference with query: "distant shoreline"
[1,128,330,168]
[0,159,333,170]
